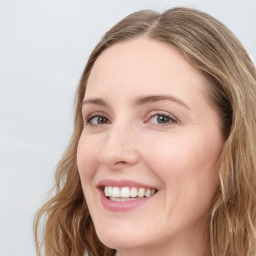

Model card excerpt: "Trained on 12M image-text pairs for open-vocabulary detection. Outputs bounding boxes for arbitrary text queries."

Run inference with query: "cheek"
[77,133,98,185]
[145,130,222,173]
[77,133,102,216]
[142,132,221,201]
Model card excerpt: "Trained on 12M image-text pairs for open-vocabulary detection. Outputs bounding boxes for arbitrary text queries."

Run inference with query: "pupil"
[98,117,106,124]
[157,115,169,123]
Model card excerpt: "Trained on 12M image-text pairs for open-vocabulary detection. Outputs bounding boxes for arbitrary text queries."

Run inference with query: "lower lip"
[99,189,154,212]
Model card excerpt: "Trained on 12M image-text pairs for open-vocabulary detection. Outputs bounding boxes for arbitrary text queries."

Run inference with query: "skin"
[77,37,224,256]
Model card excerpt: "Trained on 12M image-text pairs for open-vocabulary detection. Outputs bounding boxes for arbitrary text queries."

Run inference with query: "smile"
[104,186,157,201]
[97,180,158,211]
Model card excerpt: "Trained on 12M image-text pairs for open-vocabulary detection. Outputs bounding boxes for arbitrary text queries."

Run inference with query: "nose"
[98,123,139,169]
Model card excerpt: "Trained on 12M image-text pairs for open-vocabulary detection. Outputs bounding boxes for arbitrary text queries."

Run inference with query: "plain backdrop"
[0,0,255,255]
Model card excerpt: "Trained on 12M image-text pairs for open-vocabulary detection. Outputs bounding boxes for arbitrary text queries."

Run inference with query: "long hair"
[34,7,256,256]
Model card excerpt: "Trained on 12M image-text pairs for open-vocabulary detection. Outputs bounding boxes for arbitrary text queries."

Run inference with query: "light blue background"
[0,0,255,255]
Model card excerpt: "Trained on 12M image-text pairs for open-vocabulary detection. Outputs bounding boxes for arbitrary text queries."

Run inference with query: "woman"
[34,7,256,256]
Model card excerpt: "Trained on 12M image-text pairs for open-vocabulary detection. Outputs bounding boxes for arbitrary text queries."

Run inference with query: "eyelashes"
[84,111,178,128]
[146,112,177,125]
[85,114,111,126]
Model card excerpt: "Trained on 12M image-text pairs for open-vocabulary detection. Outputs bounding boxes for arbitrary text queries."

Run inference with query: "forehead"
[85,37,209,103]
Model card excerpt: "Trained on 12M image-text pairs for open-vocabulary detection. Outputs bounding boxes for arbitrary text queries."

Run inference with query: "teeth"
[104,187,110,196]
[112,187,121,197]
[138,188,145,198]
[120,187,130,198]
[130,187,138,197]
[103,186,157,199]
[145,189,151,197]
[109,197,137,201]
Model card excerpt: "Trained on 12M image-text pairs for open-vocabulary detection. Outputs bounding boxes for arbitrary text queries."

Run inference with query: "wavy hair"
[34,7,256,256]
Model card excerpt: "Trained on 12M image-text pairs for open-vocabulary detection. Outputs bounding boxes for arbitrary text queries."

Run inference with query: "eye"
[148,113,177,125]
[84,114,110,126]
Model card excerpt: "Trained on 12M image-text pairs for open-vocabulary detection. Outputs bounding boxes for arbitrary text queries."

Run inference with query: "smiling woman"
[78,37,223,255]
[34,7,256,256]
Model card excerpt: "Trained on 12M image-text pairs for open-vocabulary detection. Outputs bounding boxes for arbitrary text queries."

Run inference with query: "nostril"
[115,161,126,165]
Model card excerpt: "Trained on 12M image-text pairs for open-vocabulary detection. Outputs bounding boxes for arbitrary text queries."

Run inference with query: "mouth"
[97,179,158,211]
[102,186,158,202]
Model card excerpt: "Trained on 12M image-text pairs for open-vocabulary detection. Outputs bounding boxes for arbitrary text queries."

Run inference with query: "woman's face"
[77,38,224,255]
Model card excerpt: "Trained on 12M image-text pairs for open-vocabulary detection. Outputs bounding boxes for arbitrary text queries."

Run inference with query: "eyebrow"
[83,98,108,106]
[134,95,190,110]
[82,95,190,110]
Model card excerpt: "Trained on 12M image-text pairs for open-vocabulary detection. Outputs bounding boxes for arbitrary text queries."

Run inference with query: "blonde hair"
[34,7,256,256]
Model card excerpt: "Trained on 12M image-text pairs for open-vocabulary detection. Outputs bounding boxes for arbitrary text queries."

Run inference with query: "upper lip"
[97,179,158,190]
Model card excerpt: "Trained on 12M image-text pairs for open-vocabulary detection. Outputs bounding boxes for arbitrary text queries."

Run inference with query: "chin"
[94,223,150,250]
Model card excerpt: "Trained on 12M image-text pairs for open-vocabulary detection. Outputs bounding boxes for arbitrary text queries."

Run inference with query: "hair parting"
[34,7,256,256]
